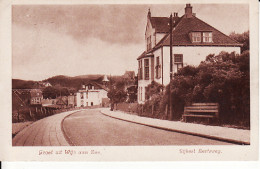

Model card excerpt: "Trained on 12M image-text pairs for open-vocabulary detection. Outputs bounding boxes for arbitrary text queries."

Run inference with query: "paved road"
[63,109,233,146]
[13,110,81,146]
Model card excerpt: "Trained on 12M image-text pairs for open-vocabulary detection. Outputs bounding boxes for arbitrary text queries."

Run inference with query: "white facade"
[76,89,108,107]
[161,46,241,85]
[137,46,241,104]
[145,18,167,51]
[137,5,242,104]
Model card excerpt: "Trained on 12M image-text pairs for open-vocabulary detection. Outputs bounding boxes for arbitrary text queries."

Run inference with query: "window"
[147,35,152,51]
[203,32,212,42]
[144,59,149,80]
[191,32,213,43]
[138,60,143,80]
[155,56,161,78]
[174,54,183,71]
[191,32,201,42]
[80,93,83,99]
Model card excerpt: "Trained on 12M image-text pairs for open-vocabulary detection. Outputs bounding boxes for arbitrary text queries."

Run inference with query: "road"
[62,109,233,146]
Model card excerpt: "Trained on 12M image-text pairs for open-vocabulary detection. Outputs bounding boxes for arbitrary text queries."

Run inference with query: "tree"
[229,31,249,53]
[145,81,163,100]
[107,87,127,111]
[166,51,250,125]
[42,86,72,99]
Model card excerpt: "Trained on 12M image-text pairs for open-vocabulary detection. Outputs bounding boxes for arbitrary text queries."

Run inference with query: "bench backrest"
[184,103,219,118]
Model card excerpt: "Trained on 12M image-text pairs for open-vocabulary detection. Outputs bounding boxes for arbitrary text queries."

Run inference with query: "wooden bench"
[182,103,219,123]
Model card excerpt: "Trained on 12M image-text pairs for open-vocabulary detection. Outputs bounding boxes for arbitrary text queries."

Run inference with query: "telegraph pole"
[169,13,173,120]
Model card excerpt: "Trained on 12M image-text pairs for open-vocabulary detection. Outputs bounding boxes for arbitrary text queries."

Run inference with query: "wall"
[76,89,108,107]
[145,19,156,50]
[162,46,241,85]
[137,56,154,104]
[155,33,166,45]
[152,48,163,85]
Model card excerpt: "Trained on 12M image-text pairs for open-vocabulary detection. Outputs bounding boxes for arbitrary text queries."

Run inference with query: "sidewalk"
[100,108,250,145]
[12,109,82,146]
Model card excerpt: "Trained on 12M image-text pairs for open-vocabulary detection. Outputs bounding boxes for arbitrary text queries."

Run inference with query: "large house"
[137,4,242,104]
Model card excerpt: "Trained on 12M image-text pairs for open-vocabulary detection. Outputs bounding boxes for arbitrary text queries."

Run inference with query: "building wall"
[145,19,156,50]
[76,89,108,107]
[137,45,240,103]
[153,48,163,84]
[155,33,166,45]
[162,46,241,85]
[137,56,154,104]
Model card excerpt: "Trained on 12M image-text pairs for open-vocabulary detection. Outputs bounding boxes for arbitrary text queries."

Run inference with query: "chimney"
[173,12,178,17]
[185,4,193,18]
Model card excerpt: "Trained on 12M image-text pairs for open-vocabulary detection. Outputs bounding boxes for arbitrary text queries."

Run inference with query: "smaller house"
[30,89,43,105]
[41,98,57,106]
[76,82,108,107]
[42,82,52,87]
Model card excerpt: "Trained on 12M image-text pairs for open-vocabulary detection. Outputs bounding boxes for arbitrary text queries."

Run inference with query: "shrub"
[166,51,250,127]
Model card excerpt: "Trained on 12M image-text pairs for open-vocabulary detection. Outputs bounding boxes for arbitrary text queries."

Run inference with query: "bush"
[137,50,249,128]
[167,51,250,127]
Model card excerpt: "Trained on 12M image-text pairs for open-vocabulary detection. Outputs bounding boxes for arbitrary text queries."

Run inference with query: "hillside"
[12,73,136,90]
[12,79,38,89]
[12,74,107,90]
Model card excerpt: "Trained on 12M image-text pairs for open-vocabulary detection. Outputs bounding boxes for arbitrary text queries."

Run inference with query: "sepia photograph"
[0,0,258,161]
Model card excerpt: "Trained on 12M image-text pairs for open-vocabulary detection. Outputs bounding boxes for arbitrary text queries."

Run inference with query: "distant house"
[137,4,242,104]
[41,98,57,106]
[76,82,108,107]
[30,89,43,105]
[42,82,52,87]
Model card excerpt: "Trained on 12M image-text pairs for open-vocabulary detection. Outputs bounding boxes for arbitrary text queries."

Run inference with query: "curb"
[61,109,85,146]
[100,110,250,145]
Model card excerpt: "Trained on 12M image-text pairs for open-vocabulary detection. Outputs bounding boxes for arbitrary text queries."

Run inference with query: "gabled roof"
[150,17,180,33]
[138,11,242,60]
[83,82,109,91]
[162,16,242,46]
[30,89,42,97]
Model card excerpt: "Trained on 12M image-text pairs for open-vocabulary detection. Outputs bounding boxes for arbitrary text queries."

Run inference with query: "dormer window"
[191,32,201,42]
[203,32,212,42]
[190,31,213,43]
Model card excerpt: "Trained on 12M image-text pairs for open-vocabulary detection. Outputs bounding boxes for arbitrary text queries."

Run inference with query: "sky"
[12,4,249,81]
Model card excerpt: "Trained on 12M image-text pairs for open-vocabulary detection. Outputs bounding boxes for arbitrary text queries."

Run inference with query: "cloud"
[12,5,148,45]
[12,4,249,80]
[12,23,142,80]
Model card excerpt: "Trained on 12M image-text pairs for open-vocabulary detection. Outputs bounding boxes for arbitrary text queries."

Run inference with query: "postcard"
[0,0,258,161]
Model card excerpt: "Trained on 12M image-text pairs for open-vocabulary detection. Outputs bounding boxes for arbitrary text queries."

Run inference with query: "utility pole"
[169,13,173,120]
